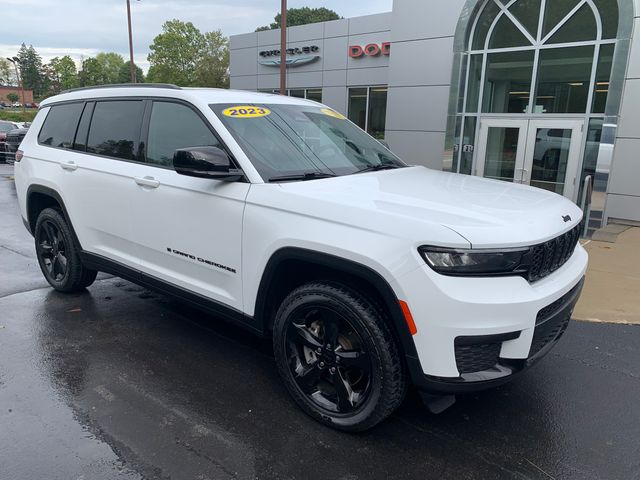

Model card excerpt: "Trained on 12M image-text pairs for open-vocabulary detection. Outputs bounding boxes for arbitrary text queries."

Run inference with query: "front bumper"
[396,244,588,393]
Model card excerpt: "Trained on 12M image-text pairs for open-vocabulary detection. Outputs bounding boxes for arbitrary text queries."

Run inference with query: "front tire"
[34,207,97,292]
[273,282,406,432]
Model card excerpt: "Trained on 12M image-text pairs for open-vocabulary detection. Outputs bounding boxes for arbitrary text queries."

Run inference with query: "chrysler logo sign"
[259,45,320,67]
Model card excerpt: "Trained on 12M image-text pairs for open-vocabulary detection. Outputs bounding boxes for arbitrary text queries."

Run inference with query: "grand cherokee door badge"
[166,247,237,274]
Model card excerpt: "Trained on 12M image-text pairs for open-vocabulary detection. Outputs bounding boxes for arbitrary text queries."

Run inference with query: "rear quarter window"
[38,103,84,148]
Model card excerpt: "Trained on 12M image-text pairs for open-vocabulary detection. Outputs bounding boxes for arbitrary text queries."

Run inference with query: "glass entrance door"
[475,118,584,200]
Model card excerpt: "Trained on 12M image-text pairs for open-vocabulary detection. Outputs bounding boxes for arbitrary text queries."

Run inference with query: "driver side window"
[146,101,221,167]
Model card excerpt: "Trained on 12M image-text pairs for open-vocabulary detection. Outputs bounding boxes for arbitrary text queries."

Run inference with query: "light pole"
[279,0,287,95]
[6,57,25,113]
[126,0,137,83]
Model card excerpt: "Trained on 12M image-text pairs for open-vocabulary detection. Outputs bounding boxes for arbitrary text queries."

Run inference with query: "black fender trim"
[254,247,426,384]
[25,184,82,248]
[79,251,262,335]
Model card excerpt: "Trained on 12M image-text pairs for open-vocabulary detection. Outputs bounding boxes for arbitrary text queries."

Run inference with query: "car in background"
[0,120,20,163]
[5,127,28,165]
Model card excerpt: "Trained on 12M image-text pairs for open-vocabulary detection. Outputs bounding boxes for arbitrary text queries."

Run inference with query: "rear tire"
[273,282,406,432]
[34,207,97,292]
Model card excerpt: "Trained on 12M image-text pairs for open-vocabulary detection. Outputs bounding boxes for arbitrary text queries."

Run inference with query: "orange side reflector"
[399,300,417,336]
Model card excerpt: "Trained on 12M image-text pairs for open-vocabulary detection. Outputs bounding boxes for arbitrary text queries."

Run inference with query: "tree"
[256,7,340,31]
[194,30,229,88]
[147,20,207,86]
[17,44,47,97]
[47,56,78,93]
[0,58,13,86]
[95,52,125,84]
[7,92,19,104]
[78,57,105,87]
[117,61,145,83]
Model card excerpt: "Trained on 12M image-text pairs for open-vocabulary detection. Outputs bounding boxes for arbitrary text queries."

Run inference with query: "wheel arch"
[26,184,83,249]
[254,247,422,369]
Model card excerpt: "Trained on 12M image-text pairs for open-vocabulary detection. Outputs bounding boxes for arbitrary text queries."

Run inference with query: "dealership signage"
[258,45,321,67]
[348,42,391,58]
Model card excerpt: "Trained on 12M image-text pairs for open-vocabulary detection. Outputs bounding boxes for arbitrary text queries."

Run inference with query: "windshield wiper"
[353,164,403,175]
[268,172,337,183]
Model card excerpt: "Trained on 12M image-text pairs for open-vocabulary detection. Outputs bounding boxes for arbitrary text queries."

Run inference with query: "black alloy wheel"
[37,219,68,282]
[34,208,97,292]
[273,282,406,431]
[286,305,372,414]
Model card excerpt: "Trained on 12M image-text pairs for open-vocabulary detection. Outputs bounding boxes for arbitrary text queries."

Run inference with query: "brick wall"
[0,86,35,104]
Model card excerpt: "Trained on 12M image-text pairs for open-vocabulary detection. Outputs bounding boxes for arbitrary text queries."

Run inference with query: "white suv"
[14,85,588,431]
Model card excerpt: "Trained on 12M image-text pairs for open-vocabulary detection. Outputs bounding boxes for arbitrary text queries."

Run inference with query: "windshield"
[210,103,406,181]
[0,123,16,133]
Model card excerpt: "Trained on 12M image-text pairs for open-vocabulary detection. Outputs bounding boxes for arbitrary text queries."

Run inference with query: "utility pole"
[126,0,137,83]
[279,0,287,95]
[6,57,25,113]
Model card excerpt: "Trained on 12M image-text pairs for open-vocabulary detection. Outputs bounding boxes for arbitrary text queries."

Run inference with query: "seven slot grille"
[527,221,583,282]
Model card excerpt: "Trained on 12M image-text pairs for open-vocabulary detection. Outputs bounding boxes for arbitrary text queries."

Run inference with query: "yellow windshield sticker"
[222,106,271,118]
[320,108,346,120]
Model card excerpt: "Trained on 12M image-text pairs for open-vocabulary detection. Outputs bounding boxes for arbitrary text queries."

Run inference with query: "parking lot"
[1,163,639,480]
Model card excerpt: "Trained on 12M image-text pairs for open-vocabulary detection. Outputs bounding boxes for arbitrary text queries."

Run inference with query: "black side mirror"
[173,146,243,181]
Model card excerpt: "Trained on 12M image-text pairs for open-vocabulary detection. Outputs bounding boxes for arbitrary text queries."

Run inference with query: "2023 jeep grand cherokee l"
[14,85,588,431]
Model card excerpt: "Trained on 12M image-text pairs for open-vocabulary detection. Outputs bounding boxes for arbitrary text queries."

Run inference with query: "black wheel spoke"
[296,363,322,394]
[336,350,370,371]
[322,312,340,347]
[43,222,56,245]
[38,242,53,255]
[290,323,323,350]
[332,370,355,412]
[57,253,68,273]
[51,255,60,277]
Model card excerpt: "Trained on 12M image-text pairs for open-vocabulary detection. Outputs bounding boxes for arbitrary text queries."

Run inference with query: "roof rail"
[61,83,181,94]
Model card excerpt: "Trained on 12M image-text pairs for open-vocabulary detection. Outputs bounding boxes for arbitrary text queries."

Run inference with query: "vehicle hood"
[274,166,583,248]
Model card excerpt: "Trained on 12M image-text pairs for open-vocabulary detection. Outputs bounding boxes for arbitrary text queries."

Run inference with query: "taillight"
[15,149,24,162]
[0,133,6,141]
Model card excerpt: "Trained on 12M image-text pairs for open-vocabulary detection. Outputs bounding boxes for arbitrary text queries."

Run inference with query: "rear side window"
[87,100,144,161]
[38,103,84,148]
[146,101,221,167]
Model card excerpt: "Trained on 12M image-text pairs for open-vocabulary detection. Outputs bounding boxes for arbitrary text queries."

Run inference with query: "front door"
[475,118,584,201]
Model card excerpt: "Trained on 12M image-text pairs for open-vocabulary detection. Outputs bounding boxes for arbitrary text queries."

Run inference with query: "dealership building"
[230,0,640,232]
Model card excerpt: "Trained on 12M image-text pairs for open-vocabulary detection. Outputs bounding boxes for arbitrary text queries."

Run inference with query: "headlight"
[419,246,529,276]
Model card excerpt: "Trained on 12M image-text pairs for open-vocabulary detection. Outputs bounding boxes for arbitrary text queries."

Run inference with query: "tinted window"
[146,101,220,167]
[73,102,94,151]
[87,100,144,161]
[38,103,84,148]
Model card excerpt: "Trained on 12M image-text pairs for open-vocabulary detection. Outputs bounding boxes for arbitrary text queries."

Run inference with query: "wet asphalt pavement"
[1,164,639,480]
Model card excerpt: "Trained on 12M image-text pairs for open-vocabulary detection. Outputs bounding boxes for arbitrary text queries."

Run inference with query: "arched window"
[449,0,622,179]
[465,0,617,115]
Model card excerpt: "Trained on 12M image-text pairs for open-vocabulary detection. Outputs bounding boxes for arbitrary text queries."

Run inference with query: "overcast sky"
[1,0,392,72]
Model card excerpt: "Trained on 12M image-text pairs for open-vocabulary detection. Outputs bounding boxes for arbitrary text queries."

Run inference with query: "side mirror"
[173,146,243,181]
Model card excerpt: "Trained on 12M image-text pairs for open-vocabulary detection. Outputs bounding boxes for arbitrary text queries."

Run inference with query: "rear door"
[126,99,249,311]
[62,99,145,267]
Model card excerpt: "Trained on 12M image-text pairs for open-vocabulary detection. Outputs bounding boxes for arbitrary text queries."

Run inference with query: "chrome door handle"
[134,176,160,188]
[60,161,78,171]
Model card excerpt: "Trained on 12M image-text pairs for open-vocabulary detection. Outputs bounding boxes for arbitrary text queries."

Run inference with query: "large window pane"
[465,54,483,113]
[592,0,619,39]
[289,89,305,99]
[472,0,501,50]
[348,88,368,130]
[367,87,388,139]
[38,102,84,149]
[534,46,594,113]
[547,3,597,44]
[510,0,542,39]
[489,14,531,48]
[147,102,220,167]
[482,50,534,113]
[542,0,580,38]
[87,101,144,161]
[592,44,614,113]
